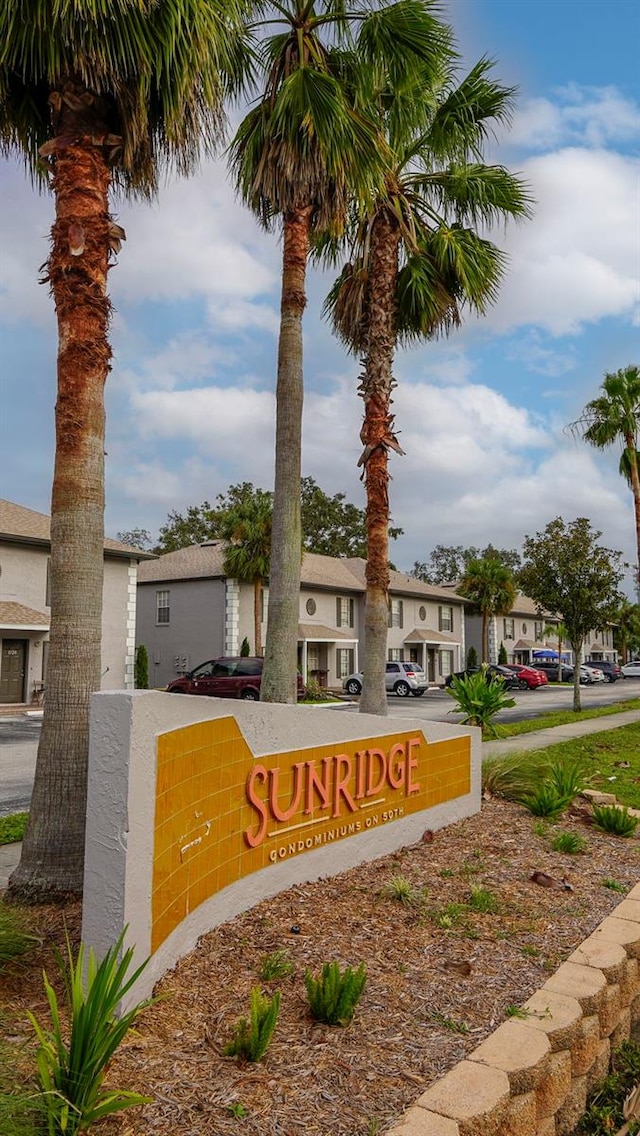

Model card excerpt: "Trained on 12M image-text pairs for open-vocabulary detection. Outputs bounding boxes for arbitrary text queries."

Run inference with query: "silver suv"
[343,661,427,698]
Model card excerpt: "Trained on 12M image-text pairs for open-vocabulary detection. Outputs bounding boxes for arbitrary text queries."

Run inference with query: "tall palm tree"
[614,600,640,664]
[1,0,247,900]
[325,56,531,714]
[221,491,272,656]
[569,365,640,581]
[229,0,450,704]
[459,558,517,664]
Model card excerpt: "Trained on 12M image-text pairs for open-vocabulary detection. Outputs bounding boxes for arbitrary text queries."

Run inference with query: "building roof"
[0,601,49,629]
[0,499,154,559]
[138,543,469,603]
[298,623,356,641]
[403,628,459,644]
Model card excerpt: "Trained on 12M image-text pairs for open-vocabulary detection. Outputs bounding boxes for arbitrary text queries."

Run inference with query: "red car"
[505,664,549,690]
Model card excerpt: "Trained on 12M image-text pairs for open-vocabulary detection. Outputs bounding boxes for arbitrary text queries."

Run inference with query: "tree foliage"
[412,543,522,585]
[519,517,624,711]
[117,528,153,551]
[458,557,517,662]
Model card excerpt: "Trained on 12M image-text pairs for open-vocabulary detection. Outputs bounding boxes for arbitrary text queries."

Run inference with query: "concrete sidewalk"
[2,708,640,891]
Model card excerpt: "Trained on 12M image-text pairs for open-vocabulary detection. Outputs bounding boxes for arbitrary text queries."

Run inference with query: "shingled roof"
[0,499,154,559]
[0,601,49,629]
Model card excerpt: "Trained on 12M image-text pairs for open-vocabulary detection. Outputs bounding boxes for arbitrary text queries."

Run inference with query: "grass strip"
[498,698,640,738]
[0,813,28,847]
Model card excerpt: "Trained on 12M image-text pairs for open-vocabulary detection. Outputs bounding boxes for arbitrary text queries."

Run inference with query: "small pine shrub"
[498,642,508,665]
[134,644,149,689]
[0,907,39,969]
[466,645,478,669]
[592,804,638,838]
[305,962,366,1026]
[224,988,280,1062]
[259,950,295,982]
[551,831,587,854]
[520,784,574,820]
[240,637,251,657]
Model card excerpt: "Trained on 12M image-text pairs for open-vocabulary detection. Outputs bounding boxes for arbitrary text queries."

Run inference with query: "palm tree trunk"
[625,434,640,582]
[253,577,262,657]
[9,133,111,900]
[261,207,312,704]
[481,612,489,663]
[359,210,401,716]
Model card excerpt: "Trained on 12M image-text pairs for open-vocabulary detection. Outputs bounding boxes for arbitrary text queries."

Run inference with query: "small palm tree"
[569,365,640,579]
[221,492,272,657]
[614,600,640,664]
[1,0,247,900]
[230,0,449,704]
[543,621,568,681]
[459,558,517,663]
[325,55,531,712]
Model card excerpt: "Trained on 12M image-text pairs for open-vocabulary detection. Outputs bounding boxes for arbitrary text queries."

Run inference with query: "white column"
[225,578,240,656]
[124,560,138,689]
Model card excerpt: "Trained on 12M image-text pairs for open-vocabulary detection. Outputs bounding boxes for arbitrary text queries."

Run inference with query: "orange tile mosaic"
[152,718,471,953]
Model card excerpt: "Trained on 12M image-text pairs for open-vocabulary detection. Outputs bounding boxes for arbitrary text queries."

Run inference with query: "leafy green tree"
[613,600,640,664]
[221,491,272,658]
[466,644,478,669]
[155,483,261,553]
[459,558,517,664]
[569,365,640,579]
[498,642,508,665]
[301,477,402,557]
[230,0,444,704]
[117,528,153,551]
[2,0,246,901]
[519,518,624,712]
[325,42,531,716]
[412,543,521,585]
[134,645,149,690]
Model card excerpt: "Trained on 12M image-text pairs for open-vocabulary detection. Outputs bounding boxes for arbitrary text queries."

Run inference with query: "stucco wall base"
[387,883,640,1136]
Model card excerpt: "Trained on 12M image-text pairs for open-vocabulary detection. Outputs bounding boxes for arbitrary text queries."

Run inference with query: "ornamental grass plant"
[223,988,281,1062]
[305,962,366,1026]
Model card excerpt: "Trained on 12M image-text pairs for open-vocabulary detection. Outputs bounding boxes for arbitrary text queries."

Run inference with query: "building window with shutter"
[535,621,543,641]
[336,648,354,679]
[389,598,403,628]
[439,649,454,677]
[336,596,354,628]
[388,647,402,661]
[503,618,515,639]
[156,589,170,625]
[438,605,453,632]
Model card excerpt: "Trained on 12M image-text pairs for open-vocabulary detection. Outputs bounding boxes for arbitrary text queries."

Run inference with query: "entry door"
[0,639,27,703]
[427,648,436,683]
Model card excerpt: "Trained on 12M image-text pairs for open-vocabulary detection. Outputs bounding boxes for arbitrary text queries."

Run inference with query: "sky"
[1,0,639,583]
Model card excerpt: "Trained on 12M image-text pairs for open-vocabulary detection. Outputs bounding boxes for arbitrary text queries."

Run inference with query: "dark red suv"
[166,657,306,701]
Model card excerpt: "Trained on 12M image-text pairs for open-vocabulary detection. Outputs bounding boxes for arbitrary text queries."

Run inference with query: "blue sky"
[1,0,639,580]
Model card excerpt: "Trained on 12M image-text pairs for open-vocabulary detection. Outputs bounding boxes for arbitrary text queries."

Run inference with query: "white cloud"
[510,85,640,151]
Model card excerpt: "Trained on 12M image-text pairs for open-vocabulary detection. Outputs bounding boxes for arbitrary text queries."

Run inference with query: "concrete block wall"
[389,886,640,1135]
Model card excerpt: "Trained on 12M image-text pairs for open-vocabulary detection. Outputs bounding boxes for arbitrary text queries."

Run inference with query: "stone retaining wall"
[389,886,640,1136]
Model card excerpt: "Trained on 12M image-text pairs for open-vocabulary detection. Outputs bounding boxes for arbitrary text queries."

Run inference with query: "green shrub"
[466,645,478,669]
[547,755,589,800]
[224,988,280,1062]
[134,644,149,689]
[240,637,251,657]
[258,950,295,982]
[0,907,39,969]
[498,641,508,665]
[301,676,334,702]
[447,669,516,736]
[577,1039,640,1134]
[380,876,426,906]
[592,804,638,838]
[550,831,587,854]
[305,962,366,1026]
[28,928,150,1135]
[482,752,546,801]
[0,813,28,846]
[520,783,575,819]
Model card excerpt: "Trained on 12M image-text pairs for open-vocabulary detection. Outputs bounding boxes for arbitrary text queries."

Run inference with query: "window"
[439,649,454,677]
[522,622,528,635]
[389,598,404,628]
[261,587,268,622]
[438,605,453,632]
[418,605,427,621]
[156,590,170,625]
[503,618,515,639]
[46,557,51,607]
[336,648,354,679]
[388,647,402,662]
[306,597,316,616]
[336,596,354,628]
[535,621,543,641]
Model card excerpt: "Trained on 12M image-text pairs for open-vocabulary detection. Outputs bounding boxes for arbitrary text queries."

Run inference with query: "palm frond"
[427,57,518,162]
[409,163,533,225]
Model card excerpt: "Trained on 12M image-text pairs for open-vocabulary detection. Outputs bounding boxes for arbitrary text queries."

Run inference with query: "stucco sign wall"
[82,691,480,1008]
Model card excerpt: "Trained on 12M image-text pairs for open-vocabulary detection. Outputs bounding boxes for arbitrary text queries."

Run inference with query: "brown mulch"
[2,799,639,1136]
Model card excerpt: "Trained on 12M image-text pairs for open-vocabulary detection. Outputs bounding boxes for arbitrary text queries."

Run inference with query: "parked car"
[444,664,519,690]
[621,661,640,678]
[532,661,575,682]
[504,664,549,690]
[166,657,306,701]
[583,659,622,683]
[580,664,606,684]
[343,661,428,697]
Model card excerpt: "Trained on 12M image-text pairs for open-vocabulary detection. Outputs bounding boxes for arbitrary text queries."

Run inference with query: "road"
[1,680,639,816]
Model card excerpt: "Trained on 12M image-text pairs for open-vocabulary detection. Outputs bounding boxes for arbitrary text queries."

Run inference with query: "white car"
[580,664,606,684]
[621,661,640,677]
[342,661,428,697]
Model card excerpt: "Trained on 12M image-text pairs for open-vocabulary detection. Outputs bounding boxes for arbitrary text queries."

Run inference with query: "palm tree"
[229,0,450,704]
[325,56,531,714]
[221,491,272,657]
[614,600,640,664]
[459,558,517,664]
[1,0,247,900]
[543,621,568,682]
[569,365,640,580]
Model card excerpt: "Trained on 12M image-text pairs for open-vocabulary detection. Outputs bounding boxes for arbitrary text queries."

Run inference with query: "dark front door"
[0,639,27,703]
